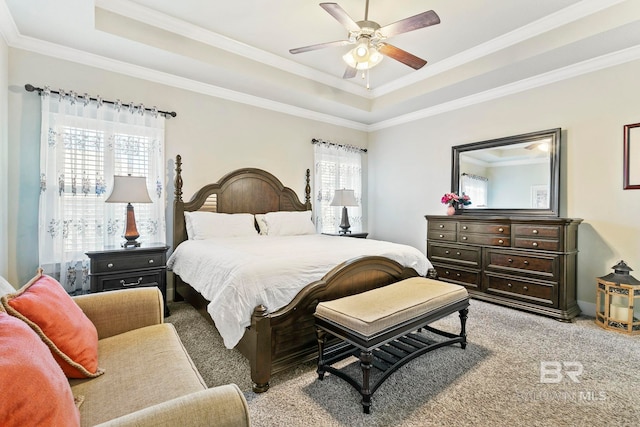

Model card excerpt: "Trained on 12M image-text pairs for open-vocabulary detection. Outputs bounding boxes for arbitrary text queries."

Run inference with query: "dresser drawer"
[433,265,481,289]
[427,230,457,242]
[485,249,559,280]
[428,243,481,267]
[459,234,510,247]
[485,274,556,306]
[92,253,165,273]
[429,221,457,232]
[93,271,162,292]
[514,238,559,251]
[514,225,560,238]
[459,223,510,235]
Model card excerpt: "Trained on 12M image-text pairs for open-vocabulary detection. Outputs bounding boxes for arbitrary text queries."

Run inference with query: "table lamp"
[105,175,152,247]
[330,189,358,234]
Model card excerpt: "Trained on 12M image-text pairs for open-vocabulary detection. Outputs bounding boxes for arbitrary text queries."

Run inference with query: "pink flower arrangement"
[441,192,471,207]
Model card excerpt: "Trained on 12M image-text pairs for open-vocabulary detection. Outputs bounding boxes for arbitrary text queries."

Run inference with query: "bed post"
[250,305,272,393]
[305,168,311,210]
[173,155,185,301]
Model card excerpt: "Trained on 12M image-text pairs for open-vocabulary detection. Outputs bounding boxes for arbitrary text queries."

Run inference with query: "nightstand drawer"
[92,253,165,273]
[97,272,162,292]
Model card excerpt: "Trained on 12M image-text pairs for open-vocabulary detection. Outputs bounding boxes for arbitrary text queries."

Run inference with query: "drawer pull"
[148,259,154,264]
[523,260,529,265]
[445,271,450,275]
[445,250,450,254]
[507,283,513,288]
[523,286,529,291]
[508,258,513,263]
[456,273,461,277]
[462,236,468,240]
[533,230,539,234]
[498,239,504,244]
[120,277,143,287]
[439,234,444,238]
[498,228,504,232]
[439,224,444,228]
[532,242,539,247]
[456,252,461,256]
[107,263,114,268]
[462,226,468,230]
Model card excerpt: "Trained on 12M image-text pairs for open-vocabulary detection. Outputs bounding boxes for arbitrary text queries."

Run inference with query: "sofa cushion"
[1,269,103,379]
[0,311,81,427]
[70,323,207,427]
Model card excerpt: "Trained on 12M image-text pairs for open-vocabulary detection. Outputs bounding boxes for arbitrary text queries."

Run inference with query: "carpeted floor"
[167,299,640,427]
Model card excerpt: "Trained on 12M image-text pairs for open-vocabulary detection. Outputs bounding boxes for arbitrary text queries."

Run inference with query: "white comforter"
[167,234,431,348]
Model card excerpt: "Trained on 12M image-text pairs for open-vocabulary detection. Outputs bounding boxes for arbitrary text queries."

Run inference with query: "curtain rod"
[24,84,177,118]
[311,138,367,153]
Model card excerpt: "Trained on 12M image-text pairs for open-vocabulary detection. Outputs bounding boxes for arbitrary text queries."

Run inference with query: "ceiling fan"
[289,1,440,80]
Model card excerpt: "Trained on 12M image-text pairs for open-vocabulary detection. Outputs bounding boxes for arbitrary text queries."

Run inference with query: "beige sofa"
[69,287,250,427]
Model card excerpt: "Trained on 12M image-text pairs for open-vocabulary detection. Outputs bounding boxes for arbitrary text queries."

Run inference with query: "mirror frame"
[451,128,561,217]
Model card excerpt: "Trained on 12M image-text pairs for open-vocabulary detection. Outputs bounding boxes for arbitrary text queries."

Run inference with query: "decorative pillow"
[0,310,81,427]
[0,275,15,297]
[263,211,316,236]
[1,269,103,379]
[184,211,257,239]
[255,214,268,235]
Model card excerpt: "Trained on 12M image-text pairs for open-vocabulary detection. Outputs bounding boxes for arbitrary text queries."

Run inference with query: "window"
[313,141,364,233]
[39,92,165,293]
[460,173,488,208]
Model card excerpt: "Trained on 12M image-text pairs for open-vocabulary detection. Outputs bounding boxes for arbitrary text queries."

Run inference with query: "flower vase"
[446,205,456,216]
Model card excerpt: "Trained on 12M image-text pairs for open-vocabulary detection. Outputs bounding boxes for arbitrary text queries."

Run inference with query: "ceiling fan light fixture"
[342,42,383,70]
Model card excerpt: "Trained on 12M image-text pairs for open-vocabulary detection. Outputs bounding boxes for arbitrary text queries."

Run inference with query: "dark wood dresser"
[425,215,582,321]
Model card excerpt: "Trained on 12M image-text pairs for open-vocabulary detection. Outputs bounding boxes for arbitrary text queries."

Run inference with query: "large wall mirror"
[452,128,560,216]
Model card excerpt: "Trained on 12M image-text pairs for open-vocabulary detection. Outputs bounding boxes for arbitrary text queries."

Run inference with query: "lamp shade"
[105,175,152,204]
[330,189,358,207]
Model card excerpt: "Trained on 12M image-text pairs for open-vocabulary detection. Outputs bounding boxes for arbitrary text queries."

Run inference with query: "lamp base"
[339,206,351,234]
[122,203,141,248]
[122,239,141,248]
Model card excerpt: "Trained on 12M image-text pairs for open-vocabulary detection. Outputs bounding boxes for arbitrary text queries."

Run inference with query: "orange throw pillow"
[0,310,81,427]
[1,269,103,379]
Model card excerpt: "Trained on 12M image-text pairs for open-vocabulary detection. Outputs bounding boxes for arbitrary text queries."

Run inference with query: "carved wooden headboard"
[173,154,312,249]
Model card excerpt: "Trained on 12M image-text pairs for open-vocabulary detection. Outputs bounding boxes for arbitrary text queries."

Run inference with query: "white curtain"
[461,173,488,208]
[39,89,166,293]
[313,141,363,233]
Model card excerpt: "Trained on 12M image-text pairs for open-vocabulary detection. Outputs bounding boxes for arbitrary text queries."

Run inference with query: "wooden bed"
[172,155,432,392]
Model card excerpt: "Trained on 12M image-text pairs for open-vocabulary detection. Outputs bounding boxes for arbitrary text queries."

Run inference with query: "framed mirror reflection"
[451,128,560,216]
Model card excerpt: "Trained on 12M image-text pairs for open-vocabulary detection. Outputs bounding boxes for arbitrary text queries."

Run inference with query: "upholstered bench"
[314,277,469,413]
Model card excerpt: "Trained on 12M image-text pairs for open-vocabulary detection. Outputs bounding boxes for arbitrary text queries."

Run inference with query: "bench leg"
[459,308,469,349]
[360,350,373,414]
[316,328,327,380]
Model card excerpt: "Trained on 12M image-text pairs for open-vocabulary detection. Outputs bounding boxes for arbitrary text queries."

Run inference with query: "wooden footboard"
[235,256,428,392]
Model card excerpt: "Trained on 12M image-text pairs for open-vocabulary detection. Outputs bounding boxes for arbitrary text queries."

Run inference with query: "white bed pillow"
[184,211,257,239]
[263,211,316,236]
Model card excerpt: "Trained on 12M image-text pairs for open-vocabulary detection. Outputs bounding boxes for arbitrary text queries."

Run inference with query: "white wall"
[0,35,8,279]
[6,48,367,289]
[368,58,640,312]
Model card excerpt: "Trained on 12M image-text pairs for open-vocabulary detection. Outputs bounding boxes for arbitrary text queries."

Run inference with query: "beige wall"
[6,49,367,289]
[0,36,8,278]
[368,58,640,314]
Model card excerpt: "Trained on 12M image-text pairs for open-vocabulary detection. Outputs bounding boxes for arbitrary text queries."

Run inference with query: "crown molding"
[370,44,640,131]
[0,0,18,45]
[95,0,372,99]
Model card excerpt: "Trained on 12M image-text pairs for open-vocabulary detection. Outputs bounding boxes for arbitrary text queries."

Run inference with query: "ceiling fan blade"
[343,66,357,79]
[320,3,361,32]
[378,43,427,70]
[289,40,350,54]
[379,10,440,37]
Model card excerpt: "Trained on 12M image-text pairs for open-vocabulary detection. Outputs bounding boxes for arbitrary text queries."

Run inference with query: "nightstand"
[322,232,369,238]
[86,244,170,316]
